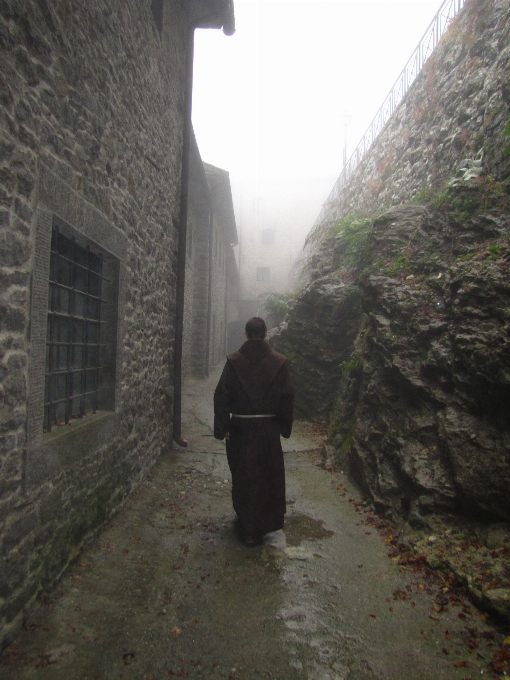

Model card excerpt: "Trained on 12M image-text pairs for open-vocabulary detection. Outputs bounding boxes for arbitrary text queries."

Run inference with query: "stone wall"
[205,164,239,371]
[0,0,233,646]
[317,0,510,227]
[183,134,210,379]
[183,153,240,379]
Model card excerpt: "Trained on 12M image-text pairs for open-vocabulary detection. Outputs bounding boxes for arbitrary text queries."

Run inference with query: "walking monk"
[214,317,294,546]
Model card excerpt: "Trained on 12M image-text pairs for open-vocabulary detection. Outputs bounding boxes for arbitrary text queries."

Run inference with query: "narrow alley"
[0,369,497,680]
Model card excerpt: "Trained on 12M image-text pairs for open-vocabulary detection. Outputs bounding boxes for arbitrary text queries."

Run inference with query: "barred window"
[256,267,270,282]
[44,224,109,432]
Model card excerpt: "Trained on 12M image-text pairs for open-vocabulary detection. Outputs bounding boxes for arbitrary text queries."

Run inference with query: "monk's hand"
[225,431,230,440]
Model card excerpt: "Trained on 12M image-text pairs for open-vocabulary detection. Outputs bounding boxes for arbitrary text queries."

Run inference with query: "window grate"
[44,224,109,432]
[256,267,270,282]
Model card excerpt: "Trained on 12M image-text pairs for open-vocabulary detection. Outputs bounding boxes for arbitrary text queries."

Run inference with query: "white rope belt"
[232,414,277,419]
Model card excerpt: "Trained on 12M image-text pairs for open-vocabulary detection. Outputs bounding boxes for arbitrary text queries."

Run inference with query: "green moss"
[456,252,475,262]
[503,114,510,155]
[263,290,298,325]
[341,359,359,373]
[384,254,410,276]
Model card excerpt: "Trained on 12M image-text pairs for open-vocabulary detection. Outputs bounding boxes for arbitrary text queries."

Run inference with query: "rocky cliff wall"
[272,178,510,617]
[271,0,510,615]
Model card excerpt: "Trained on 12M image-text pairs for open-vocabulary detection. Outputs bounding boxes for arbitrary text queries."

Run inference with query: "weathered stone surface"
[271,277,361,422]
[294,182,510,524]
[315,0,510,227]
[282,0,510,534]
[0,0,236,647]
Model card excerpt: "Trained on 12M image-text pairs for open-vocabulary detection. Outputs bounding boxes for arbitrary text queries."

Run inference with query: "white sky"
[192,0,443,242]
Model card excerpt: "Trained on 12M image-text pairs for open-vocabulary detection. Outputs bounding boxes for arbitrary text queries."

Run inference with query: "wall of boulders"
[318,0,510,226]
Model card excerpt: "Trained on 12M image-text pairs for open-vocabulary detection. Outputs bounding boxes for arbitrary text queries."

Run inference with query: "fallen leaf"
[23,621,42,631]
[169,626,183,637]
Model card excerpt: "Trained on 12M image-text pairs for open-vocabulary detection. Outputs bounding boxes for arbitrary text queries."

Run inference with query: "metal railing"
[309,0,467,236]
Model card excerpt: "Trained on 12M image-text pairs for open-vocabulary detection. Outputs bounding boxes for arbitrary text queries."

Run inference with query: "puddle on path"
[284,512,334,547]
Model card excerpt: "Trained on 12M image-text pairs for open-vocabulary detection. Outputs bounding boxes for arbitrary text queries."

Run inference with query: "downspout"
[205,210,213,376]
[223,254,228,355]
[173,27,195,448]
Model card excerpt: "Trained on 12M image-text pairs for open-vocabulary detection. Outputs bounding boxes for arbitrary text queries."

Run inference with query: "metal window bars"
[44,224,109,432]
[308,0,466,239]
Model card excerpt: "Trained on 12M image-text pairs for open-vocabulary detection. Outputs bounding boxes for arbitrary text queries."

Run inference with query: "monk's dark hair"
[245,316,267,339]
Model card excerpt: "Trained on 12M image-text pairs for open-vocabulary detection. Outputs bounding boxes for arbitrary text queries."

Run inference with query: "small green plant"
[428,188,451,212]
[386,253,409,275]
[503,115,510,155]
[456,252,474,262]
[448,148,484,186]
[341,359,359,373]
[331,215,372,267]
[262,290,297,326]
[307,214,371,255]
[489,244,499,255]
[413,183,433,204]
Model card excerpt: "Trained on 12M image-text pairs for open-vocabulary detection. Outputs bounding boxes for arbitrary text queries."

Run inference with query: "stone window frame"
[25,164,128,490]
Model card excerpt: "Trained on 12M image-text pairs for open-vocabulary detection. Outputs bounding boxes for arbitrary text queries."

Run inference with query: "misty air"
[1,1,510,678]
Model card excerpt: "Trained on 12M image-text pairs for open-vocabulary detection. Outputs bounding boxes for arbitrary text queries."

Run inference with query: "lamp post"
[341,110,351,170]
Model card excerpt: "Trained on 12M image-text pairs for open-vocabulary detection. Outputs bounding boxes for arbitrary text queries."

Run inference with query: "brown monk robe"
[214,317,294,546]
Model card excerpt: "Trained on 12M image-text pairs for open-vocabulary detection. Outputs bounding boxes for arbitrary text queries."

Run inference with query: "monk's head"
[245,317,267,340]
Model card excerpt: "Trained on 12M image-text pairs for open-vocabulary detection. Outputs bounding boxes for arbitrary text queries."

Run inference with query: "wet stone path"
[0,370,499,679]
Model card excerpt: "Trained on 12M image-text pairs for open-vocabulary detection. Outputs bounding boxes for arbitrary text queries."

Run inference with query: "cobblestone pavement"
[0,368,497,679]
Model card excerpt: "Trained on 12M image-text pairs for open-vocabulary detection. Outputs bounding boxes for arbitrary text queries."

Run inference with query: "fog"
[192,0,442,302]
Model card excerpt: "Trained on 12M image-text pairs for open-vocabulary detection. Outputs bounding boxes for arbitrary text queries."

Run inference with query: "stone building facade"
[0,0,235,645]
[183,138,239,378]
[234,176,320,323]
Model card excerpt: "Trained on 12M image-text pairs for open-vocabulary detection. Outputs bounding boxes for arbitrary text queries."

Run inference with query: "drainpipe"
[173,27,195,448]
[205,210,213,377]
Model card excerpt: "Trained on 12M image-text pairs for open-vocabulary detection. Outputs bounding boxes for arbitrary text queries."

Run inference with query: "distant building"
[184,138,240,378]
[233,176,329,323]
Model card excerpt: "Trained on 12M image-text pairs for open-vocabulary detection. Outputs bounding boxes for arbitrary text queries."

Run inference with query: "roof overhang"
[188,0,235,35]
